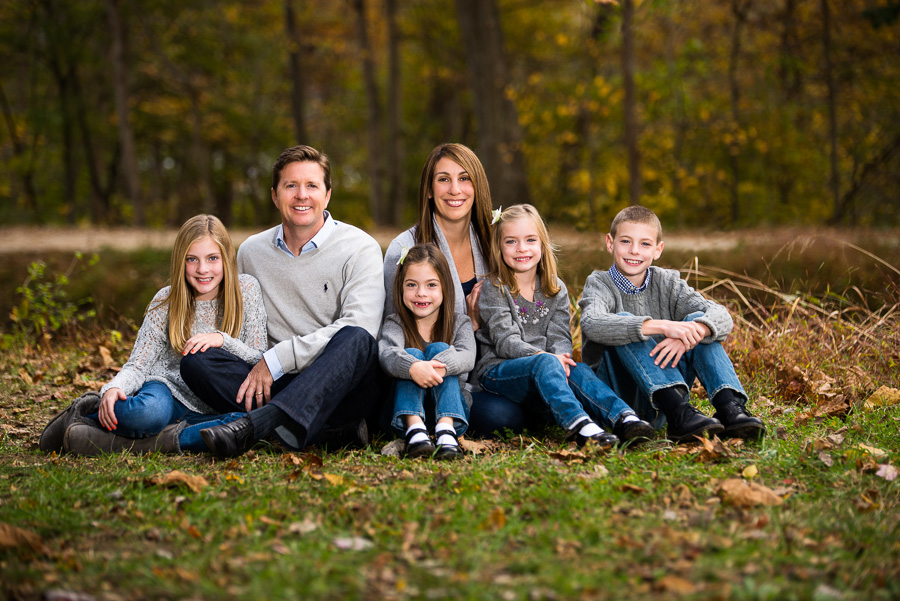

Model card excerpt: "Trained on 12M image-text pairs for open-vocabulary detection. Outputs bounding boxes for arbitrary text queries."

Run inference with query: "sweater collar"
[609,263,651,295]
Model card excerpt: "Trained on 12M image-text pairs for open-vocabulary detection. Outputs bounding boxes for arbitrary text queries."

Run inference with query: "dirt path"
[0,225,892,255]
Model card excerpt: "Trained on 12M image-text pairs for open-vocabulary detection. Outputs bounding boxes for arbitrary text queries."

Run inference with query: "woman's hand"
[98,388,126,431]
[466,280,485,332]
[409,360,447,388]
[550,352,577,378]
[183,332,225,355]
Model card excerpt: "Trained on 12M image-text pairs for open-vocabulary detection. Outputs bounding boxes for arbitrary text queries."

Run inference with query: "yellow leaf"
[742,464,759,479]
[864,386,900,409]
[858,444,888,459]
[716,479,783,508]
[147,470,209,493]
[323,473,344,486]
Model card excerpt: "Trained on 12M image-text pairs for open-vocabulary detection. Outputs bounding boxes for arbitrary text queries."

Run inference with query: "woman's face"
[430,157,475,225]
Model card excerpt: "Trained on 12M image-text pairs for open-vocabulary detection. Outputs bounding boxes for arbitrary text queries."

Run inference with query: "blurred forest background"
[2,0,899,232]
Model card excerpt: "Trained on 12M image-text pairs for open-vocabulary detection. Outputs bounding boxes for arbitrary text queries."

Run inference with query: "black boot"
[612,414,656,446]
[200,417,256,458]
[712,390,766,440]
[653,387,723,443]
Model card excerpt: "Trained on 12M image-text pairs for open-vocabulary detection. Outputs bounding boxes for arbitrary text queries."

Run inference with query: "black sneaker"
[665,404,724,443]
[612,415,656,446]
[712,401,766,440]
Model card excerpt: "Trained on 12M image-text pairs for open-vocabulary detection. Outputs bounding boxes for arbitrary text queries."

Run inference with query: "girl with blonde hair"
[40,215,268,455]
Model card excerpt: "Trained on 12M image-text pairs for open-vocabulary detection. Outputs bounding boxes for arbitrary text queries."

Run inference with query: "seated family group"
[40,144,765,460]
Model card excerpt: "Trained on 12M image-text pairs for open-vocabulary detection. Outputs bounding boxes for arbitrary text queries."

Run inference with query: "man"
[181,145,385,456]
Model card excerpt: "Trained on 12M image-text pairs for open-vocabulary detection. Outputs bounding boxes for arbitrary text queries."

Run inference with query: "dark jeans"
[467,389,553,438]
[181,326,381,450]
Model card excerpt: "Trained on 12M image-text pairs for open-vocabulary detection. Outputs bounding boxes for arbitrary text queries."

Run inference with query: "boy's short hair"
[609,205,663,242]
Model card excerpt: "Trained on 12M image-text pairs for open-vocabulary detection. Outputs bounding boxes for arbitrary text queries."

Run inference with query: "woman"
[383,143,541,436]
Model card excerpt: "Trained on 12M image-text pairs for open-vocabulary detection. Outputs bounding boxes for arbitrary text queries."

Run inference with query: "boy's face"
[605,221,663,287]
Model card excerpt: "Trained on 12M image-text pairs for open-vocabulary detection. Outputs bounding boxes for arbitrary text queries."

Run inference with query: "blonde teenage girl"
[379,244,475,460]
[475,205,655,448]
[40,215,268,455]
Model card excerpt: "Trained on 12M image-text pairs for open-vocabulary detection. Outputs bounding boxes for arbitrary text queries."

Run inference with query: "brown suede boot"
[39,392,101,453]
[63,421,186,456]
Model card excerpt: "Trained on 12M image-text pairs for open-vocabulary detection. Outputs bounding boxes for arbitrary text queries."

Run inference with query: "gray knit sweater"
[101,274,268,414]
[237,221,384,375]
[578,266,733,369]
[378,313,476,408]
[475,276,573,382]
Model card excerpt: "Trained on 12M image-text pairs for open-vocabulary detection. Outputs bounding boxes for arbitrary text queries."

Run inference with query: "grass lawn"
[2,239,899,600]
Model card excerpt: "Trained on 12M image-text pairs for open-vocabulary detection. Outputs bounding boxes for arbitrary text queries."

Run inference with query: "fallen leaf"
[742,465,759,479]
[864,386,900,409]
[288,519,318,535]
[0,522,45,554]
[323,473,345,486]
[818,451,834,467]
[875,464,898,481]
[380,439,405,457]
[18,368,33,386]
[548,449,586,463]
[480,507,506,531]
[621,483,646,495]
[716,479,784,507]
[656,575,696,594]
[333,536,373,551]
[858,444,888,459]
[459,436,487,455]
[696,436,734,461]
[98,346,117,369]
[147,470,209,493]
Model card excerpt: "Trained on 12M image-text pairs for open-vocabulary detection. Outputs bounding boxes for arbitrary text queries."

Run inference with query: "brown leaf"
[147,470,209,493]
[656,575,697,594]
[18,368,33,386]
[548,449,586,463]
[459,436,487,455]
[864,386,900,409]
[716,478,784,507]
[696,436,734,462]
[98,346,117,369]
[875,464,898,481]
[818,451,834,467]
[621,483,646,495]
[0,522,46,554]
[480,507,506,531]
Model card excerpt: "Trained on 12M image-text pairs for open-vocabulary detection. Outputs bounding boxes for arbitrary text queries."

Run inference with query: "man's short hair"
[610,205,663,242]
[272,145,332,191]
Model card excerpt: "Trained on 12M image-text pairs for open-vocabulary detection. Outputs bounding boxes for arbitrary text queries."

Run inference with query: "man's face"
[605,221,663,287]
[271,161,331,233]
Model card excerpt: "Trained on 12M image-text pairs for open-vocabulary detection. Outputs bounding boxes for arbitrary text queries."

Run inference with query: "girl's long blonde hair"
[392,244,456,351]
[488,204,561,298]
[155,215,243,352]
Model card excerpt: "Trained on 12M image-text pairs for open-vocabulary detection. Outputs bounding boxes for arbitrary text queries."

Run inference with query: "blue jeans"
[85,381,245,452]
[593,311,747,427]
[391,343,469,436]
[181,326,381,450]
[481,354,633,431]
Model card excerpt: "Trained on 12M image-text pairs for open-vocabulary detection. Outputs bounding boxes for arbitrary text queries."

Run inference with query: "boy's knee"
[424,342,450,358]
[405,347,426,360]
[683,311,704,322]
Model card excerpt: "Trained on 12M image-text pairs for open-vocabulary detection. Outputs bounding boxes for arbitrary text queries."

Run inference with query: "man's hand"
[409,360,447,388]
[650,337,688,369]
[650,320,709,350]
[98,388,126,431]
[237,359,274,412]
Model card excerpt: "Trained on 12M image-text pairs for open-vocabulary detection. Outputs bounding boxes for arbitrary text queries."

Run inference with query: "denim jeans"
[391,343,469,436]
[592,311,747,427]
[84,380,245,452]
[481,354,633,431]
[181,326,381,450]
[467,389,553,437]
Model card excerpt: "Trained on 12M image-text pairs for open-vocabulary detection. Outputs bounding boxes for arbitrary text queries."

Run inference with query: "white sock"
[578,421,604,437]
[622,414,640,423]
[406,424,429,445]
[435,423,458,447]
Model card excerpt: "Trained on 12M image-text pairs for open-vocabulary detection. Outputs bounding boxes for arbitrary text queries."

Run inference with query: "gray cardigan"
[382,220,488,318]
[378,313,476,408]
[578,266,733,369]
[474,276,573,382]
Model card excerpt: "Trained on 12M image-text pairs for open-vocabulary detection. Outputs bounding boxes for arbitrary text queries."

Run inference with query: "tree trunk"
[822,0,842,223]
[352,0,388,224]
[622,0,641,206]
[454,0,529,209]
[386,0,404,226]
[727,0,749,225]
[285,0,309,145]
[0,80,38,215]
[107,0,144,226]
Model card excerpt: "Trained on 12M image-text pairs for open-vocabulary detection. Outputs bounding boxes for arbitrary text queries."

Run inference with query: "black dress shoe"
[404,425,436,459]
[568,419,619,449]
[434,430,464,461]
[665,404,724,443]
[612,415,656,446]
[201,417,256,458]
[713,401,766,440]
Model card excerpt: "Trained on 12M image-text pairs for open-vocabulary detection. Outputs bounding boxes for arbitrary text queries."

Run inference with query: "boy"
[578,206,764,442]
